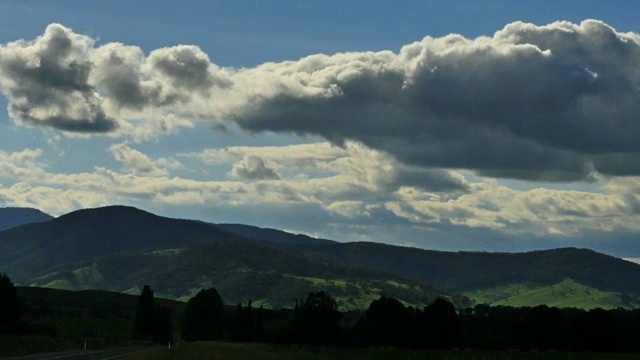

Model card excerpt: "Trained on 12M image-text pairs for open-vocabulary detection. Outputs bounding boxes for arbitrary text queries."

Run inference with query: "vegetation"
[465,278,640,309]
[0,273,20,334]
[182,288,225,341]
[0,273,639,358]
[122,342,640,360]
[289,243,640,296]
[134,285,172,343]
[293,291,342,345]
[3,205,640,311]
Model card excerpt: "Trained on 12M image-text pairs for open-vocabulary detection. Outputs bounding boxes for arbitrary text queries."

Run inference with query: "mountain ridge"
[0,207,53,232]
[2,205,639,309]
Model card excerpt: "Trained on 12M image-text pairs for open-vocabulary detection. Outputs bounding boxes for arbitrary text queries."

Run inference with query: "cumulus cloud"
[2,20,640,182]
[0,24,118,132]
[230,155,280,180]
[109,143,182,176]
[184,141,468,192]
[386,181,637,236]
[217,20,640,181]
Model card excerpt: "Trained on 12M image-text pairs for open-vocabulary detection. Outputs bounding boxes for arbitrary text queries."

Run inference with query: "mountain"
[0,207,53,231]
[0,205,244,282]
[217,226,640,304]
[37,238,468,309]
[0,205,466,309]
[217,223,335,246]
[285,243,640,296]
[3,205,640,310]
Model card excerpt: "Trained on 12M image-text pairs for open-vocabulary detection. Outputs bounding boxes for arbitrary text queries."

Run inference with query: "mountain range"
[0,207,52,232]
[1,205,639,310]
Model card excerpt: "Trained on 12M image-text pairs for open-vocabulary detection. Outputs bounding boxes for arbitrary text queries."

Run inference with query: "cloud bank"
[1,20,640,183]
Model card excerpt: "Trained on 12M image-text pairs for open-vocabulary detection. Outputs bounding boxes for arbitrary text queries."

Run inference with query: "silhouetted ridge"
[0,207,53,231]
[217,223,336,246]
[0,205,243,282]
[288,242,640,295]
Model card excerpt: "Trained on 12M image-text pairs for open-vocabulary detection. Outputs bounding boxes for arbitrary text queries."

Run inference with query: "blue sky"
[1,1,640,259]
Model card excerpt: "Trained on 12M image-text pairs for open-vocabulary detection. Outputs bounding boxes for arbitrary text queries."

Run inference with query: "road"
[6,347,158,360]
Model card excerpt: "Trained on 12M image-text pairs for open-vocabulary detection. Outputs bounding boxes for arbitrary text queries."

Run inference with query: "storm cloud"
[2,20,640,181]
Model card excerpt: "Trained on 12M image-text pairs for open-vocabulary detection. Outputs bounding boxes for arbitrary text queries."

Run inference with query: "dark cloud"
[91,44,231,110]
[2,20,640,183]
[225,20,640,182]
[0,24,118,132]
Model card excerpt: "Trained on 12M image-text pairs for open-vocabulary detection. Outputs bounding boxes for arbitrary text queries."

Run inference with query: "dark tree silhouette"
[418,297,460,349]
[0,273,20,335]
[234,300,255,342]
[518,305,564,351]
[182,288,225,341]
[294,291,342,345]
[133,285,173,344]
[355,296,408,346]
[134,285,156,340]
[155,306,173,344]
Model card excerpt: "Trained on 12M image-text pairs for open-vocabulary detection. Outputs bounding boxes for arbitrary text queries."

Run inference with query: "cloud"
[0,24,118,132]
[386,181,636,236]
[184,141,468,192]
[109,143,182,176]
[215,20,640,182]
[2,142,640,256]
[2,20,640,182]
[90,43,230,110]
[230,155,280,180]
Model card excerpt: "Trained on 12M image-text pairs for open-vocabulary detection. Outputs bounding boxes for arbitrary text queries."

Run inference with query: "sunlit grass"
[465,278,640,309]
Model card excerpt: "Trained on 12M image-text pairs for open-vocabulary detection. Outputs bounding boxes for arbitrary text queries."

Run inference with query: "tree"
[418,297,460,349]
[0,273,20,335]
[355,296,408,346]
[134,285,156,340]
[182,288,225,341]
[133,285,173,344]
[294,291,342,345]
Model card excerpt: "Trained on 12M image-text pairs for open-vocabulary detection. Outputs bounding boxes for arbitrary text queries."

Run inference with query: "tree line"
[2,273,639,353]
[134,284,640,353]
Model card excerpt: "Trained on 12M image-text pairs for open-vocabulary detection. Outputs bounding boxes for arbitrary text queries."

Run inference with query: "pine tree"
[0,273,20,335]
[133,285,172,344]
[134,285,156,340]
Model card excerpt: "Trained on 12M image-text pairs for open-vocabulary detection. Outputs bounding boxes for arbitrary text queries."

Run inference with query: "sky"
[1,1,640,258]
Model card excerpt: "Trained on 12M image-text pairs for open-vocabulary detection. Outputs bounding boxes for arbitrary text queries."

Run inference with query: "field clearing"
[464,278,640,309]
[121,342,640,360]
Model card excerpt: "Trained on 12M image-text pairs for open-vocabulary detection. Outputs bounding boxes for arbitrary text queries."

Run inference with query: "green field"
[465,278,640,309]
[121,342,640,360]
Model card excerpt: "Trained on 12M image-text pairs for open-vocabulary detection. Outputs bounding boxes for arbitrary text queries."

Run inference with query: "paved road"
[6,347,157,360]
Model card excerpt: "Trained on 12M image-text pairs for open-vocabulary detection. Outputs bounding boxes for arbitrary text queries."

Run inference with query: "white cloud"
[109,143,182,176]
[229,155,280,180]
[3,20,640,181]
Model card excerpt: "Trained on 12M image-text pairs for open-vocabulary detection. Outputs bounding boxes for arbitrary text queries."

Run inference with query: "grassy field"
[122,342,640,360]
[465,278,640,309]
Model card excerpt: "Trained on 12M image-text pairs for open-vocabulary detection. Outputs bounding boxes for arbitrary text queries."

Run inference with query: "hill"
[0,207,53,231]
[279,242,640,296]
[30,238,469,310]
[0,206,467,310]
[3,205,640,310]
[0,205,243,283]
[217,223,335,246]
[465,278,640,309]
